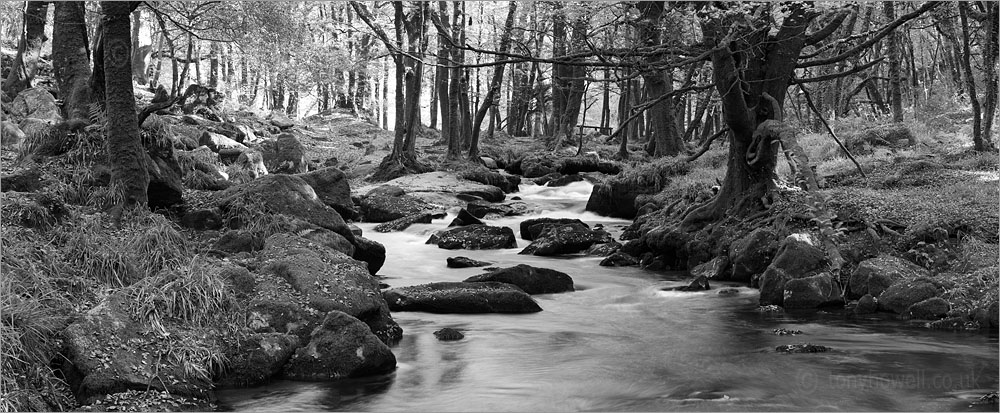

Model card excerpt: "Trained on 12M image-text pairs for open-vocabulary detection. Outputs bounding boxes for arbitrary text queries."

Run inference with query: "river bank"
[2,85,997,410]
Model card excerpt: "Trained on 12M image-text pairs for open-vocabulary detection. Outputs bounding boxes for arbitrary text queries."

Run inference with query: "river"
[218,182,998,411]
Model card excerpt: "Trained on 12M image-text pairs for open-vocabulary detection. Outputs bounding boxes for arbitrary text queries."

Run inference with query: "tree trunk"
[682,5,815,230]
[130,9,149,85]
[981,2,999,148]
[102,1,149,207]
[209,42,219,88]
[549,3,567,138]
[3,1,49,97]
[446,1,465,159]
[53,2,92,121]
[382,57,389,129]
[436,1,451,142]
[638,1,683,157]
[883,2,904,122]
[468,1,517,159]
[958,2,993,151]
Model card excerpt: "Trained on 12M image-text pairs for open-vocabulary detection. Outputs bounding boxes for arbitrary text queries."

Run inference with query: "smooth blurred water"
[217,182,998,412]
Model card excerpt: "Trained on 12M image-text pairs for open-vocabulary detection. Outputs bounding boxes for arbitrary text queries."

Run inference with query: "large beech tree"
[681,2,941,230]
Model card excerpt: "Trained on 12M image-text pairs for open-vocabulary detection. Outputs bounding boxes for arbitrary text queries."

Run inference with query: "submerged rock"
[772,328,803,336]
[464,264,574,294]
[717,288,741,296]
[427,225,518,250]
[600,252,639,267]
[447,256,492,268]
[433,328,465,341]
[375,212,443,232]
[776,344,829,353]
[383,282,542,313]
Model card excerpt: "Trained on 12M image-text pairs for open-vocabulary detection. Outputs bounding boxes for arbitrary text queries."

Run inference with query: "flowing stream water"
[218,182,998,412]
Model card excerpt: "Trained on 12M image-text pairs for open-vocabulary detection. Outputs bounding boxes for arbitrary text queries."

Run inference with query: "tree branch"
[797,1,941,68]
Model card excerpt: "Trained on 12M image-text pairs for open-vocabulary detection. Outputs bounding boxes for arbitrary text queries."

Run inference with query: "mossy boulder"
[282,311,396,381]
[464,264,574,295]
[427,225,518,250]
[383,282,542,313]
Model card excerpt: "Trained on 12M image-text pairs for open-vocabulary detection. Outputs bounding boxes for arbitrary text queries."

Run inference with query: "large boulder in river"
[460,170,521,193]
[448,208,484,227]
[383,282,542,313]
[782,273,844,309]
[758,234,827,306]
[352,236,386,275]
[464,264,574,294]
[282,311,396,381]
[357,185,440,223]
[466,200,530,219]
[848,255,929,299]
[213,174,355,242]
[519,218,588,241]
[297,167,356,219]
[217,333,300,388]
[585,181,657,219]
[600,252,639,267]
[519,223,610,256]
[378,171,505,203]
[447,256,492,268]
[514,154,559,178]
[877,278,942,314]
[427,225,517,250]
[728,228,778,283]
[558,156,621,175]
[256,234,401,343]
[905,297,950,320]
